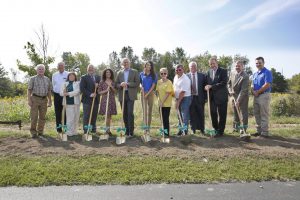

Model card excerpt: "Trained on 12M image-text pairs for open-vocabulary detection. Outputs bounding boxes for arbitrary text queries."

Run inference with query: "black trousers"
[83,103,99,133]
[210,100,228,134]
[161,107,171,136]
[120,92,135,136]
[53,92,65,132]
[190,96,205,133]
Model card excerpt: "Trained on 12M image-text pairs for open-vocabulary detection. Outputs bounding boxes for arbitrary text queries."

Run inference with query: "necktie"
[192,73,197,95]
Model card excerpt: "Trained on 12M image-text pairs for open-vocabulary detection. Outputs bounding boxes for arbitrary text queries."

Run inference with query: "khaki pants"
[253,93,271,134]
[141,91,155,129]
[65,104,80,136]
[30,96,48,135]
[232,96,249,131]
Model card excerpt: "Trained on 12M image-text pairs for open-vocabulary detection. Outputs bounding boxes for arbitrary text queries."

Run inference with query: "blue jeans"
[178,96,192,129]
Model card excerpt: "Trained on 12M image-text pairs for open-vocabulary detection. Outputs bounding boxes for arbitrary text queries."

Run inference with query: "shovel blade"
[160,137,170,143]
[141,134,151,143]
[82,134,93,141]
[99,134,109,141]
[62,134,68,141]
[116,136,126,145]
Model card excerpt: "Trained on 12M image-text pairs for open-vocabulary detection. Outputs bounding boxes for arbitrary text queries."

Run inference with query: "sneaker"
[251,132,261,137]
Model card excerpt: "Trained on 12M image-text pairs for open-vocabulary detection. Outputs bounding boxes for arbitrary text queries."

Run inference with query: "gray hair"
[235,60,245,66]
[121,58,130,65]
[209,56,218,63]
[189,61,197,68]
[36,64,45,70]
[57,62,65,67]
[87,64,95,71]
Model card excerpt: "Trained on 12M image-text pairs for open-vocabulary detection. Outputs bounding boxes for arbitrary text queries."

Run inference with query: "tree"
[62,52,76,71]
[288,73,300,94]
[233,54,252,76]
[191,51,212,73]
[171,47,188,67]
[271,68,288,93]
[218,55,233,69]
[0,64,14,97]
[142,47,162,72]
[119,46,141,71]
[160,51,175,81]
[108,51,121,72]
[17,25,55,78]
[61,52,90,78]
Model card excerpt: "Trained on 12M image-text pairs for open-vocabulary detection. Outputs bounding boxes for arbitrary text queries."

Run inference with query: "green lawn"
[0,155,299,186]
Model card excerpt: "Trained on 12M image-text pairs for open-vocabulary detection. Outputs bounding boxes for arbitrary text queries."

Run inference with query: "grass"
[0,155,299,186]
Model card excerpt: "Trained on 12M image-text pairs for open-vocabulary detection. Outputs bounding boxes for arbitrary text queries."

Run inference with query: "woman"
[60,72,80,136]
[140,61,157,133]
[98,68,117,135]
[156,68,174,137]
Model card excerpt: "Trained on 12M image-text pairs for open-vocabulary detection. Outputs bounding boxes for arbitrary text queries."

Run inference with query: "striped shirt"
[28,75,52,96]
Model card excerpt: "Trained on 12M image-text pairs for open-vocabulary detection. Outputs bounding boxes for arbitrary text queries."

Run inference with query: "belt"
[32,94,47,98]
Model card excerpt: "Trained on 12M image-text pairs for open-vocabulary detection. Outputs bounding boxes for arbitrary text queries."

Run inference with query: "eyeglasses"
[176,68,183,72]
[160,73,167,75]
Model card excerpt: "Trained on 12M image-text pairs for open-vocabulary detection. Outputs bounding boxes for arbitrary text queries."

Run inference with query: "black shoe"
[251,132,261,137]
[177,131,183,136]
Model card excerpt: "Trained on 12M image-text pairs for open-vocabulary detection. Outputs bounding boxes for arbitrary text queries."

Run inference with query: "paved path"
[0,181,299,200]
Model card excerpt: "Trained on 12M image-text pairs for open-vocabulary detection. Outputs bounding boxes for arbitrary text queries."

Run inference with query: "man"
[116,58,139,137]
[187,61,206,134]
[80,64,101,134]
[228,60,249,135]
[173,64,192,135]
[205,57,228,137]
[252,57,273,137]
[27,64,52,138]
[52,62,68,133]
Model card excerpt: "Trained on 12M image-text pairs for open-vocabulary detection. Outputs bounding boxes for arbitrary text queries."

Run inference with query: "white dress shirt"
[52,71,69,93]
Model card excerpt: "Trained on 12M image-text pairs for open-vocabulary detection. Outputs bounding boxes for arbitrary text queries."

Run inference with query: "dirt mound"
[1,134,299,158]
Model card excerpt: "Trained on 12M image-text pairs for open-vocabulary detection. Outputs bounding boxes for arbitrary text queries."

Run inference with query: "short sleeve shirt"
[140,72,157,92]
[28,75,52,96]
[173,74,191,98]
[157,79,174,107]
[252,67,272,93]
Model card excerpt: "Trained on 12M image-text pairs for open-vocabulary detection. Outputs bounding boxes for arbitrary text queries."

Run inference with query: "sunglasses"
[160,73,167,75]
[176,68,183,72]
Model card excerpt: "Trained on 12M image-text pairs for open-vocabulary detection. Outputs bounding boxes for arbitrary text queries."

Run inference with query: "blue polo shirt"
[252,67,273,93]
[140,72,157,92]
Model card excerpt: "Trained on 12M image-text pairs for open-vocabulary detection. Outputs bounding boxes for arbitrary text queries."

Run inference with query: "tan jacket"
[116,68,140,101]
[228,70,249,103]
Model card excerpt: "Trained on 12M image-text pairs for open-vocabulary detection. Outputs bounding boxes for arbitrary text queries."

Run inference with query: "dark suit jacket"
[207,67,228,104]
[80,74,101,104]
[116,68,139,101]
[187,72,207,103]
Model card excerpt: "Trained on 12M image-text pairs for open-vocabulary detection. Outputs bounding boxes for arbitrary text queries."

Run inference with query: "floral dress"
[98,81,117,115]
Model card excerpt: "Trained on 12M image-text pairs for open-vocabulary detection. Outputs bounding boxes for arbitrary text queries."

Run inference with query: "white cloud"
[206,0,300,45]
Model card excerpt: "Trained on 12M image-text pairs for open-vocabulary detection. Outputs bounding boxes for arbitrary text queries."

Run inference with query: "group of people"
[27,56,273,139]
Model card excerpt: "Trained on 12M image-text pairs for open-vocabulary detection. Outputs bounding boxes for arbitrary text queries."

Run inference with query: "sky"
[0,0,300,81]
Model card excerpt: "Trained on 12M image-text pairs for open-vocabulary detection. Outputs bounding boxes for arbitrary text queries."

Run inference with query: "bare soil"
[0,126,299,159]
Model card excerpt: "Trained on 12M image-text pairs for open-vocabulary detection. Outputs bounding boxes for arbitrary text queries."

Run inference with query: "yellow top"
[156,79,174,107]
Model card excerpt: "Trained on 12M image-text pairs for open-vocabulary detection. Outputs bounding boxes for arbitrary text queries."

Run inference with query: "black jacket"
[80,74,101,104]
[207,67,228,104]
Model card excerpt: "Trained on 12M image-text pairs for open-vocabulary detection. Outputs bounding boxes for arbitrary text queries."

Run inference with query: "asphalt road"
[0,181,299,200]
